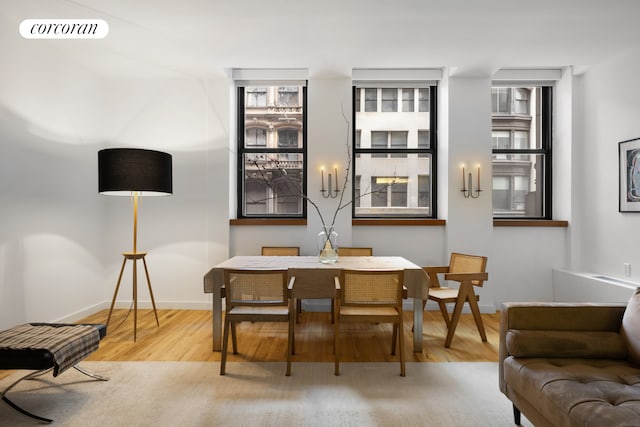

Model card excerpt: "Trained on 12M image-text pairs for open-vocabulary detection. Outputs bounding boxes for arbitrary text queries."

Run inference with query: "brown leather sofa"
[499,288,640,426]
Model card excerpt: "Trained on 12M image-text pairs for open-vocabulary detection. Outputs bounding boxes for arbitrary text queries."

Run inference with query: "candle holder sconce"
[321,166,340,199]
[461,164,482,199]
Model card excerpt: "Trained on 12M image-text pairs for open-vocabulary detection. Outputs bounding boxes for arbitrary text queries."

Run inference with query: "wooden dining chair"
[261,246,300,256]
[220,269,295,376]
[423,252,489,348]
[338,247,373,256]
[334,269,406,376]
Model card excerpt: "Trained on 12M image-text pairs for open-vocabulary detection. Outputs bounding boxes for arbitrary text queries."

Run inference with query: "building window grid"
[352,85,437,218]
[491,86,552,219]
[237,85,308,219]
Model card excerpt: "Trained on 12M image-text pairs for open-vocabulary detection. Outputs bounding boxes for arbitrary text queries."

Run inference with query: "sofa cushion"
[506,330,627,359]
[621,287,640,365]
[504,357,640,427]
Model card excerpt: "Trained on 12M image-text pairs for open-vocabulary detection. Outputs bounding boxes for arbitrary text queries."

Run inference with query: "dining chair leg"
[391,324,398,355]
[220,316,231,375]
[467,290,487,342]
[444,286,470,348]
[287,313,293,376]
[398,318,405,377]
[330,299,335,324]
[334,315,340,376]
[231,321,238,354]
[289,298,296,356]
[437,301,452,327]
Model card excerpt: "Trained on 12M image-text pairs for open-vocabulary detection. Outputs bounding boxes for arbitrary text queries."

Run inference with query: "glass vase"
[318,227,339,263]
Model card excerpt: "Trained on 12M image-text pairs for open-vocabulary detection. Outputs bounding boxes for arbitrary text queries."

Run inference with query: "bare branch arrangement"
[245,105,398,259]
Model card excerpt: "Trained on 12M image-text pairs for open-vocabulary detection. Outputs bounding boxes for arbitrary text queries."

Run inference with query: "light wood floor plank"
[0,309,499,381]
[77,309,499,363]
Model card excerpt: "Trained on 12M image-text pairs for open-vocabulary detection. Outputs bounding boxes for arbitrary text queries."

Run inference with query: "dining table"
[203,255,430,353]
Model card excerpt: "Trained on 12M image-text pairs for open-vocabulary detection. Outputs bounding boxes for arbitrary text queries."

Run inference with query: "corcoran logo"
[20,19,109,39]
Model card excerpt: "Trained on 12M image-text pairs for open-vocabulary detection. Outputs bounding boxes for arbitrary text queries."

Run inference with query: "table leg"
[212,286,222,351]
[413,297,423,352]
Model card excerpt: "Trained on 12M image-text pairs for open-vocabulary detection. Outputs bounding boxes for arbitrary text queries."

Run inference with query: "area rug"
[0,362,530,426]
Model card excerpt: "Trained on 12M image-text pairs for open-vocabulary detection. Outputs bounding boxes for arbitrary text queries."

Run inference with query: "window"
[364,88,377,112]
[237,84,307,218]
[381,88,398,112]
[491,85,552,218]
[402,89,414,112]
[353,85,437,218]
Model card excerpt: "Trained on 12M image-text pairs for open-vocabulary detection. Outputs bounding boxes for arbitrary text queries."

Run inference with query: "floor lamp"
[98,148,173,341]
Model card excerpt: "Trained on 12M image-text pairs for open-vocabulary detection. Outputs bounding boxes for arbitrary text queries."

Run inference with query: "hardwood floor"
[79,308,500,363]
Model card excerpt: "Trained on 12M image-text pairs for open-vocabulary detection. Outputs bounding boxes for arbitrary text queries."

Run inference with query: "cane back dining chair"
[260,246,304,318]
[261,246,300,256]
[423,252,488,348]
[338,247,373,256]
[334,269,406,376]
[220,269,295,376]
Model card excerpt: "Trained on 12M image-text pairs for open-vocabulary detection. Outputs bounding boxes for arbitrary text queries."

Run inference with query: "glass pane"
[492,153,544,217]
[277,128,298,148]
[402,89,414,112]
[514,88,530,114]
[246,128,267,147]
[245,85,303,149]
[390,131,407,158]
[243,152,303,215]
[246,87,267,107]
[492,88,510,113]
[418,88,430,112]
[381,88,397,112]
[390,179,408,206]
[371,131,388,158]
[418,175,429,207]
[364,88,377,112]
[354,175,361,207]
[370,177,388,207]
[278,86,299,107]
[355,155,431,216]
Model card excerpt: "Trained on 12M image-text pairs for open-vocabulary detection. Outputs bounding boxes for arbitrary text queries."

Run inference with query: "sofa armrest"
[499,302,626,394]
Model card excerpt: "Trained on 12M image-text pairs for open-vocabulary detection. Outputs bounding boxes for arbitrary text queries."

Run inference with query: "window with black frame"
[237,84,307,218]
[352,85,437,218]
[491,85,552,219]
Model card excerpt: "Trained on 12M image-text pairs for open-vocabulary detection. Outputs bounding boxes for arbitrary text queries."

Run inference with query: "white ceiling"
[4,0,640,79]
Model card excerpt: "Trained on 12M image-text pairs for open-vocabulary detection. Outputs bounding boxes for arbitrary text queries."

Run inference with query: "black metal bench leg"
[513,403,522,425]
[1,369,55,423]
[1,364,109,423]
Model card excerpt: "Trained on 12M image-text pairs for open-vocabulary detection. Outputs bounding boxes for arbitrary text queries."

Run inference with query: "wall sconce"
[461,163,482,198]
[321,166,339,198]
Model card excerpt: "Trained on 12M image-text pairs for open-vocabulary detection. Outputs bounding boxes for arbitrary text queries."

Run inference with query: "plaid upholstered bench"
[0,323,108,423]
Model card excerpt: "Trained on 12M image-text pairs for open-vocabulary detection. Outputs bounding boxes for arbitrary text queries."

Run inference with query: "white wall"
[571,47,640,280]
[0,23,108,328]
[4,25,640,328]
[0,13,229,328]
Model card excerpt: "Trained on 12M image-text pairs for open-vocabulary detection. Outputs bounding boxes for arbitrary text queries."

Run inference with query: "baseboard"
[51,300,213,323]
[52,301,110,323]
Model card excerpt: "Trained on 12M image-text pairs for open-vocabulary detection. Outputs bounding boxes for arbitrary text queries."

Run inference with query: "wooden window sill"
[352,219,446,226]
[493,219,568,227]
[230,218,307,226]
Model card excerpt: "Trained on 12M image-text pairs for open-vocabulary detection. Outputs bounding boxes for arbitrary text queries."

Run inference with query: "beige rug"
[0,362,530,426]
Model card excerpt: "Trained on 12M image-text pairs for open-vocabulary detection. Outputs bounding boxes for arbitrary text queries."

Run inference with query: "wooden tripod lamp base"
[105,251,160,341]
